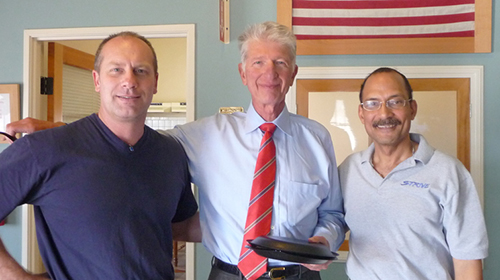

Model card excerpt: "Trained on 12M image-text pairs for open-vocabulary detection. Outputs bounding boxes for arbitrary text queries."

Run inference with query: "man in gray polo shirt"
[339,67,488,280]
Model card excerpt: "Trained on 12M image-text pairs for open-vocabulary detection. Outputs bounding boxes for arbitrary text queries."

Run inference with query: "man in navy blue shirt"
[0,32,200,280]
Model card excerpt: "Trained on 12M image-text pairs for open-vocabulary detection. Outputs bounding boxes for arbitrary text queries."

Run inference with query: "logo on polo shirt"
[401,180,430,189]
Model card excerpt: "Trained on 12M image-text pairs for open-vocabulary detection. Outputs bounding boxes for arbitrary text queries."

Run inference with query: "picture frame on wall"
[277,0,492,55]
[0,84,20,144]
[285,65,485,259]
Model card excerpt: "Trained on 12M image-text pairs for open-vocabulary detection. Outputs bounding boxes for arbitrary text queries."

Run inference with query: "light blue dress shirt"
[165,104,346,265]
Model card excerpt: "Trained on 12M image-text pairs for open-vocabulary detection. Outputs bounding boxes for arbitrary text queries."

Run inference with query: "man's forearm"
[453,258,483,280]
[6,118,65,136]
[172,212,202,242]
[0,239,35,280]
[314,211,347,252]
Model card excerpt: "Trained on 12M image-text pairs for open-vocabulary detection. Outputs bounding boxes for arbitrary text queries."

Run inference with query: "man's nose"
[263,61,278,76]
[122,71,138,88]
[379,101,394,116]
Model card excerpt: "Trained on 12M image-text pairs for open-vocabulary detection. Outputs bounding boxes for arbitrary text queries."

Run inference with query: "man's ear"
[358,104,365,125]
[92,70,100,92]
[289,64,299,87]
[154,72,159,95]
[410,99,418,120]
[238,63,247,85]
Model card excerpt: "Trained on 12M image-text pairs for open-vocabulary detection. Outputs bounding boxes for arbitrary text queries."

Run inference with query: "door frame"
[286,65,484,206]
[22,24,196,279]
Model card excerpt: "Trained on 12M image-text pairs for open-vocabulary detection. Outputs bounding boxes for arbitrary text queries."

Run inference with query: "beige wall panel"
[308,90,458,165]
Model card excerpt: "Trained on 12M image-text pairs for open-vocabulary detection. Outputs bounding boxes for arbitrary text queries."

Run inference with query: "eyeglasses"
[360,98,412,111]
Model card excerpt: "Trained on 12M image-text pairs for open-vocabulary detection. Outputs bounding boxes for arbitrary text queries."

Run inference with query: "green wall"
[0,1,498,279]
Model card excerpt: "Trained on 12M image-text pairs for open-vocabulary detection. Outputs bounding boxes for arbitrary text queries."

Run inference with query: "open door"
[47,42,96,123]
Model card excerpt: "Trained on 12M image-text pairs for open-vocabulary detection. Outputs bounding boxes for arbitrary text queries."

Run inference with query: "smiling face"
[358,71,417,148]
[238,39,298,120]
[93,36,158,125]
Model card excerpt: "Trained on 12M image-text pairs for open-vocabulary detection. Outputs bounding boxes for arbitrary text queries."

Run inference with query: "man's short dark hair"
[94,31,158,73]
[359,67,413,102]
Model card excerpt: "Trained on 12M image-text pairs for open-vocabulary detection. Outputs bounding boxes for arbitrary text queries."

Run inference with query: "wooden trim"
[48,42,95,123]
[62,46,94,71]
[475,0,492,52]
[296,37,475,55]
[338,241,349,252]
[409,78,470,170]
[27,205,45,273]
[277,0,492,55]
[296,77,471,170]
[297,79,363,116]
[47,42,63,122]
[457,81,471,170]
[277,0,292,29]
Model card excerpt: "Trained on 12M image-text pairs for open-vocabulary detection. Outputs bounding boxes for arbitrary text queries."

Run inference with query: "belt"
[212,258,308,279]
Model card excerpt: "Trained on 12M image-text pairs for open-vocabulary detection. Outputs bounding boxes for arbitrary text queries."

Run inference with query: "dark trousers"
[208,258,321,280]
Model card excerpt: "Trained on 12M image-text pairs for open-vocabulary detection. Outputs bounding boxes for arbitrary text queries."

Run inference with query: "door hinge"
[40,77,53,95]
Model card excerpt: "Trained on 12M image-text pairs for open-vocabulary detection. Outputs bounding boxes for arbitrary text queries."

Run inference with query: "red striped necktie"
[238,123,277,280]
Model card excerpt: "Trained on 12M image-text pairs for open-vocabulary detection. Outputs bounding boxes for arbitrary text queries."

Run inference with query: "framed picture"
[285,65,484,259]
[277,0,492,55]
[0,84,20,143]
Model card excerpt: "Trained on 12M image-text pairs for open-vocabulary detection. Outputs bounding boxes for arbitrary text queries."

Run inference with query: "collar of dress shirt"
[244,103,292,137]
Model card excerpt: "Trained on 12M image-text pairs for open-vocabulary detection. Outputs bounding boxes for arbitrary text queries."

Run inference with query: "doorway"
[22,24,196,280]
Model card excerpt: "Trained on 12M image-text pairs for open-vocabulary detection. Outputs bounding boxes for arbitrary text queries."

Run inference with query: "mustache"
[372,117,401,128]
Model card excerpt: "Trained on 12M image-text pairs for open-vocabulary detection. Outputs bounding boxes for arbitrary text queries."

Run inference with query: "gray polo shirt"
[339,133,488,280]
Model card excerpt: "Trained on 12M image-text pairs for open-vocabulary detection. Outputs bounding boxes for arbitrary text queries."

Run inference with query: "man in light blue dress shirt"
[167,22,346,280]
[5,22,346,280]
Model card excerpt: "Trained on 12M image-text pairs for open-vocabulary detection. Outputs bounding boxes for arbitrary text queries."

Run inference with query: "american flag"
[292,0,475,40]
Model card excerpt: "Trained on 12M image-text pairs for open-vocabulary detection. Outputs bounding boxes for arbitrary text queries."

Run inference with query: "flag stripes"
[292,0,476,39]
